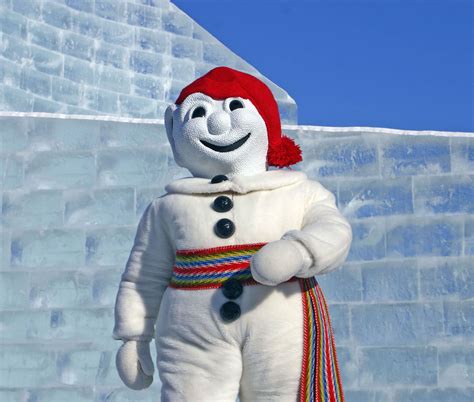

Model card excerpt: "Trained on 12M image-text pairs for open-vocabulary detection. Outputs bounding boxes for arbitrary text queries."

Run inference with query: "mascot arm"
[113,199,174,341]
[282,181,352,277]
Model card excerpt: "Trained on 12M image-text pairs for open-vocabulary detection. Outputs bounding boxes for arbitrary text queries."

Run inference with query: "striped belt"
[169,243,344,402]
[169,243,284,289]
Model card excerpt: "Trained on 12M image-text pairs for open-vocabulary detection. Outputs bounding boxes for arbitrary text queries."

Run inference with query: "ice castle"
[1,1,473,401]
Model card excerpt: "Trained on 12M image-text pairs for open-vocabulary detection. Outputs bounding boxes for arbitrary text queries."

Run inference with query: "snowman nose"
[207,111,231,136]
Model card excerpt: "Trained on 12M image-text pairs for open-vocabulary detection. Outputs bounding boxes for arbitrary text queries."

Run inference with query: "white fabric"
[164,169,306,194]
[116,340,154,390]
[113,170,352,401]
[250,239,313,286]
[155,280,304,401]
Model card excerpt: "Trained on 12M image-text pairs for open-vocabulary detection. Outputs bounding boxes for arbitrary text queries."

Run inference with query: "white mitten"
[116,340,154,390]
[250,239,313,286]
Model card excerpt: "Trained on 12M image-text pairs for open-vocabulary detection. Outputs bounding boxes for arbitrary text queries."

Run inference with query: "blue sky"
[174,0,473,132]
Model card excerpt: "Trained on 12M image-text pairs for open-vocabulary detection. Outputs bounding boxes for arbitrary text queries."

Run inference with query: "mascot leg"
[155,289,242,402]
[155,328,242,401]
[239,281,304,402]
[239,279,345,402]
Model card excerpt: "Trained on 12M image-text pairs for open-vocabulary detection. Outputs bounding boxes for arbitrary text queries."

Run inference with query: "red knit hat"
[175,67,302,168]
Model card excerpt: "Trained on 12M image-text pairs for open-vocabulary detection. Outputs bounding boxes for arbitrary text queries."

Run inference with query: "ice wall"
[0,0,298,123]
[1,113,472,402]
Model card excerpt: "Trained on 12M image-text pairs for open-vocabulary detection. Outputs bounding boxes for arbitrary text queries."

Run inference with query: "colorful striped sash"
[169,243,344,402]
[299,277,345,402]
[169,243,267,290]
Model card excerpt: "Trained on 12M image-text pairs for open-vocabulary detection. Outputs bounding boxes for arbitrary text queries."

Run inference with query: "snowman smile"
[200,133,251,153]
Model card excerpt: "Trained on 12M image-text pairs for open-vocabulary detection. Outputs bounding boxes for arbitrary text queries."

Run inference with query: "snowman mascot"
[113,67,352,402]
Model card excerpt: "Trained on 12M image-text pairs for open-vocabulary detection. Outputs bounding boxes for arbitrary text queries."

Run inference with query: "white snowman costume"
[113,67,352,402]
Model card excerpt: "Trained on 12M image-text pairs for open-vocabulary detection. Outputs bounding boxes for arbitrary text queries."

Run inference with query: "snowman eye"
[191,106,206,119]
[229,100,244,111]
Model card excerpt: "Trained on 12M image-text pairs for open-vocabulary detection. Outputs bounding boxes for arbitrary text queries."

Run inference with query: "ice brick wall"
[287,126,474,402]
[0,0,297,123]
[1,114,473,402]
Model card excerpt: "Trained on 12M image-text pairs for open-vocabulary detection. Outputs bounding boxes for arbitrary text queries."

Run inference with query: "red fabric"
[175,242,266,256]
[173,262,254,275]
[168,279,258,291]
[175,66,302,167]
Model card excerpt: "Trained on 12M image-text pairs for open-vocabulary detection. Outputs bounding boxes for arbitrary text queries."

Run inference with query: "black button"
[220,301,241,322]
[213,196,233,213]
[222,278,243,299]
[214,219,235,238]
[211,175,229,184]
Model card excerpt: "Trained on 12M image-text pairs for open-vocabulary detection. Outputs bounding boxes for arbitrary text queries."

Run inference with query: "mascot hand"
[250,239,312,286]
[116,340,154,390]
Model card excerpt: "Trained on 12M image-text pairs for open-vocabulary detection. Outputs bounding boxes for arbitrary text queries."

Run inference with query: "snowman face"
[165,93,269,178]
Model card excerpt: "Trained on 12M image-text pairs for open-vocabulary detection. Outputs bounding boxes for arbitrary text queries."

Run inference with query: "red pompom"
[267,135,303,168]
